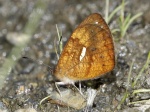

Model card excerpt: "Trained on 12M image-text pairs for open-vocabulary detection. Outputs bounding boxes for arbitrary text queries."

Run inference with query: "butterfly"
[54,13,115,85]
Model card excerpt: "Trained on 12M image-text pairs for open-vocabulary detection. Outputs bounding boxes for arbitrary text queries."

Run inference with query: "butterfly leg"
[55,81,85,99]
[55,82,63,97]
[79,81,82,92]
[72,83,86,99]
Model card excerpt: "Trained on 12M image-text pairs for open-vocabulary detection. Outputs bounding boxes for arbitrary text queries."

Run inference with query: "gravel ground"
[0,0,150,112]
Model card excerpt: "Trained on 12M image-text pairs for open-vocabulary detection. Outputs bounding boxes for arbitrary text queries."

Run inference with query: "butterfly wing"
[78,13,111,35]
[54,13,115,83]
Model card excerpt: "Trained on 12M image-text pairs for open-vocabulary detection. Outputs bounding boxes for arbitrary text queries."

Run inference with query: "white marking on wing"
[80,47,86,61]
[95,21,98,24]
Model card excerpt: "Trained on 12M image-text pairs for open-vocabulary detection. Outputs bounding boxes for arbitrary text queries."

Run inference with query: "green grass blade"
[107,2,127,23]
[132,52,150,87]
[123,13,142,37]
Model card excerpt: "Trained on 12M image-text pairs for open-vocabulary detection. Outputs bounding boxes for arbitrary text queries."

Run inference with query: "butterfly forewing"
[54,13,115,83]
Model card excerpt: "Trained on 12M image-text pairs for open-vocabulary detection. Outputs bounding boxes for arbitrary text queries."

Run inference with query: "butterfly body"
[54,13,115,84]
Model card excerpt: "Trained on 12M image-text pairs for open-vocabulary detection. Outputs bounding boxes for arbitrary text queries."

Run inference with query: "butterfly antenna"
[22,57,53,74]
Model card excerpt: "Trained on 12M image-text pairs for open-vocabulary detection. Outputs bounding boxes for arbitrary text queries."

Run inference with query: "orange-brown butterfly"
[54,13,115,85]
